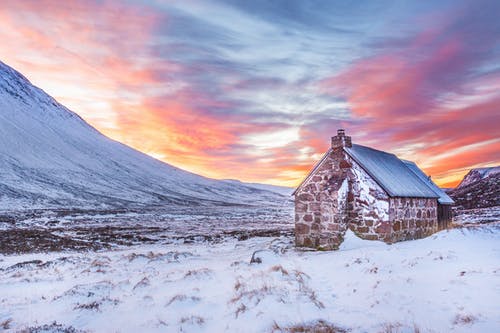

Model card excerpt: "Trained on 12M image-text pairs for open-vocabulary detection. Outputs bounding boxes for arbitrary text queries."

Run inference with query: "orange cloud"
[0,0,304,185]
[0,0,161,127]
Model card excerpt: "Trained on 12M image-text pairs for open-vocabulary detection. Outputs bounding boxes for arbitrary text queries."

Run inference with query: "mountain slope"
[456,167,500,189]
[448,167,500,209]
[0,61,288,210]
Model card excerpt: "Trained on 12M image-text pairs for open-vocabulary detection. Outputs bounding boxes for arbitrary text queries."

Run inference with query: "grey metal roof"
[402,160,455,205]
[345,144,439,198]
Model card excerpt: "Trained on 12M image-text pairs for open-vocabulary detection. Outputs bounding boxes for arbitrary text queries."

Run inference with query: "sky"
[1,0,499,187]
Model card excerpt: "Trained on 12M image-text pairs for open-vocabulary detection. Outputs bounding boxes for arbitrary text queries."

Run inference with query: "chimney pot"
[331,129,352,149]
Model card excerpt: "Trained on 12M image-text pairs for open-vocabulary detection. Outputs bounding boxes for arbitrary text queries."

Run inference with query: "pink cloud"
[319,8,500,187]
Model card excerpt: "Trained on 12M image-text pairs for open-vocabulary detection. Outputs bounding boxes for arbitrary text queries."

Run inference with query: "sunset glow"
[1,0,499,187]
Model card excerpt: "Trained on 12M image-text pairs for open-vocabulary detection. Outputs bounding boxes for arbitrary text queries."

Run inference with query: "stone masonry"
[294,147,351,250]
[389,197,437,241]
[294,130,439,250]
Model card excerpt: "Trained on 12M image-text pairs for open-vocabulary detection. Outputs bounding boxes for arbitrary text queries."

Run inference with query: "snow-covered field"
[1,224,499,333]
[0,205,294,255]
[453,207,500,225]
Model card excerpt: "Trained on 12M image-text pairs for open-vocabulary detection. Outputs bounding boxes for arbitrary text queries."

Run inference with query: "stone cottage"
[293,129,454,250]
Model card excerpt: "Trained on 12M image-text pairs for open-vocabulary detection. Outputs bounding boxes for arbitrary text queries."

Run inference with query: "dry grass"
[80,259,110,274]
[165,294,201,306]
[234,278,243,292]
[291,270,324,309]
[453,313,477,325]
[18,321,86,333]
[132,276,150,290]
[307,290,325,309]
[90,257,111,267]
[229,268,324,318]
[179,315,205,325]
[1,318,13,330]
[378,323,426,333]
[73,301,100,311]
[292,270,310,290]
[270,265,290,276]
[230,284,273,305]
[73,297,119,312]
[0,229,103,254]
[272,320,349,333]
[183,268,213,278]
[126,251,183,262]
[378,323,402,333]
[235,303,248,318]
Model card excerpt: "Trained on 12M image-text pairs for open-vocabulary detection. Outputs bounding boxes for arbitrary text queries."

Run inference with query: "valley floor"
[1,222,499,332]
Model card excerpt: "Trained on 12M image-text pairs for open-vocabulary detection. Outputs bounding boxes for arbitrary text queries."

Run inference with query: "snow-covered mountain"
[456,167,500,189]
[0,61,289,210]
[448,167,500,209]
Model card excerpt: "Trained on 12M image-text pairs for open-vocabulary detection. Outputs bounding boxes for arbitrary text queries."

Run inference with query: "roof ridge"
[293,143,442,200]
[401,159,439,194]
[402,160,454,204]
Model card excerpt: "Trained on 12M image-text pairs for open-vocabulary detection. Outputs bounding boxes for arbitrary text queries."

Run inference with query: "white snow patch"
[351,160,390,220]
[337,178,348,210]
[339,229,386,251]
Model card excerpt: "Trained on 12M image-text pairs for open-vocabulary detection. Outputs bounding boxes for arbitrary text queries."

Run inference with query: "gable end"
[292,148,332,195]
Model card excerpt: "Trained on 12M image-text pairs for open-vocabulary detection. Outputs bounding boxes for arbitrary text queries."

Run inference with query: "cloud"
[320,0,500,186]
[1,0,498,187]
[0,0,165,126]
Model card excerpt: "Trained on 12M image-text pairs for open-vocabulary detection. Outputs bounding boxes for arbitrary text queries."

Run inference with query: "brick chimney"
[331,129,352,149]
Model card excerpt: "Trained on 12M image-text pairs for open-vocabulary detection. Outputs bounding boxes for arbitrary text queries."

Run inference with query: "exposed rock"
[449,167,499,209]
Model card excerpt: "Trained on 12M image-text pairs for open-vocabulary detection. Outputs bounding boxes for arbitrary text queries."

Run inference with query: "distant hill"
[222,179,293,196]
[448,167,500,209]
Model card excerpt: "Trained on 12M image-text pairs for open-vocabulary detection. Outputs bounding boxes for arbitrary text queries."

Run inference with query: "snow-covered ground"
[453,207,500,225]
[0,205,294,255]
[1,226,499,333]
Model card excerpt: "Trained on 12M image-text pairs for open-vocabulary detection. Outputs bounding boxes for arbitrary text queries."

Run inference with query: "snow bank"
[338,229,386,251]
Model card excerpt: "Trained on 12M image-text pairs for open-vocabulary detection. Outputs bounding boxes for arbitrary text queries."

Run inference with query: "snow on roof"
[345,144,439,199]
[402,160,455,205]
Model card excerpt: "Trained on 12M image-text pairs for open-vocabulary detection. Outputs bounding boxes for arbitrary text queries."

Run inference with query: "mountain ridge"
[456,166,500,189]
[0,61,289,210]
[448,166,500,209]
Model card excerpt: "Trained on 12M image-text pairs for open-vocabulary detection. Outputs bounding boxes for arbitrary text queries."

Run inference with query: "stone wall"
[389,197,438,242]
[295,148,351,250]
